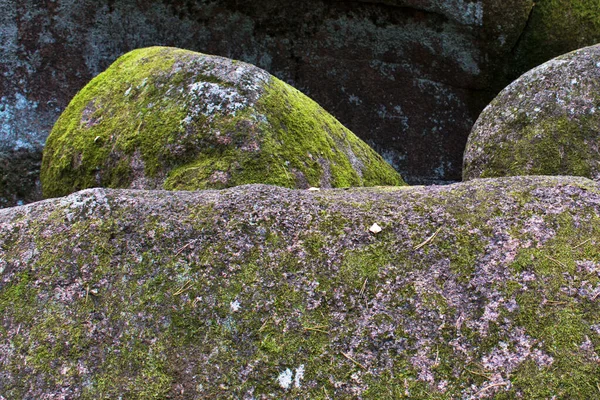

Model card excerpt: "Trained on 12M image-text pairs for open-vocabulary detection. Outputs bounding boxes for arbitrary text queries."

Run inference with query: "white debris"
[278,365,305,390]
[230,299,241,312]
[307,187,320,191]
[369,223,382,234]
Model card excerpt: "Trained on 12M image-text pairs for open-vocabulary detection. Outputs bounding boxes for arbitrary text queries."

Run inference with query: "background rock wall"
[1,0,600,206]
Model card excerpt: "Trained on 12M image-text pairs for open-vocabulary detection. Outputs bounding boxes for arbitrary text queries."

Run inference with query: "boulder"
[463,44,600,181]
[1,176,600,398]
[41,47,404,198]
[3,0,600,205]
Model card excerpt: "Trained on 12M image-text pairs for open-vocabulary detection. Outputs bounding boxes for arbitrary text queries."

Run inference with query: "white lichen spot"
[230,299,241,312]
[277,368,293,389]
[278,365,305,390]
[571,78,578,85]
[294,364,305,388]
[185,81,250,123]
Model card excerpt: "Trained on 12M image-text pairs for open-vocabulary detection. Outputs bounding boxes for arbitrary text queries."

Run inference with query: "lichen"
[464,44,600,181]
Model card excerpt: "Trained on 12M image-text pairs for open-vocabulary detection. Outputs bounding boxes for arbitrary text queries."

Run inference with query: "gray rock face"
[463,44,600,181]
[1,176,600,398]
[0,0,534,203]
[3,0,600,207]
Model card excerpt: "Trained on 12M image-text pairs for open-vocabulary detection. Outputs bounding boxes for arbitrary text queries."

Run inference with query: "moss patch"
[511,0,600,79]
[41,46,404,198]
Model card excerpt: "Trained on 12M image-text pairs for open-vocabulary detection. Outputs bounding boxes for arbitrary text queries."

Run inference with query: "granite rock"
[1,176,599,398]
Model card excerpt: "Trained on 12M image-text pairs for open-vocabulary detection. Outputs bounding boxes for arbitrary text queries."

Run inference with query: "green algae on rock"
[40,46,404,198]
[1,176,600,398]
[463,44,600,181]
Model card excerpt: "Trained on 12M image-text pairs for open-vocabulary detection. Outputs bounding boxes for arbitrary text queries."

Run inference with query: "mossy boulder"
[463,44,600,181]
[40,47,404,198]
[2,176,600,398]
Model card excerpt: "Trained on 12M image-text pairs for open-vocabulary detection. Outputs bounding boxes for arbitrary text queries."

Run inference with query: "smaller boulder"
[463,44,600,181]
[41,47,404,198]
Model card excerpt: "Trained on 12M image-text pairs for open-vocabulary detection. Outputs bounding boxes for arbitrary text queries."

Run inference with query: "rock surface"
[463,44,600,181]
[509,0,600,80]
[41,47,403,198]
[2,176,600,398]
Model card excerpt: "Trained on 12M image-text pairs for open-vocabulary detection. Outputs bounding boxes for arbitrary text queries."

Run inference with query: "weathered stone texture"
[0,0,533,199]
[1,176,600,398]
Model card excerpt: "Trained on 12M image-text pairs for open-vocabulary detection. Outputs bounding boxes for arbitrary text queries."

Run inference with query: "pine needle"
[341,351,366,369]
[414,226,442,250]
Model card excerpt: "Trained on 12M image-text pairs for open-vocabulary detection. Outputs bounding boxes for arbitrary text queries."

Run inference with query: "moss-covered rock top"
[2,176,600,398]
[463,44,600,181]
[40,46,404,198]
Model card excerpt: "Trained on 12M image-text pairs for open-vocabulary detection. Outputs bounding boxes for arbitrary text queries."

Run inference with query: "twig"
[545,300,569,306]
[341,351,366,369]
[323,387,331,400]
[258,317,271,332]
[175,239,198,257]
[85,285,90,304]
[414,226,442,250]
[173,280,192,296]
[304,326,329,334]
[544,255,568,270]
[573,238,592,250]
[359,278,368,297]
[466,368,492,379]
[476,381,509,396]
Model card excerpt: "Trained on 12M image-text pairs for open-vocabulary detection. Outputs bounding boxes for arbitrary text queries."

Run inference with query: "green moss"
[41,47,404,198]
[6,180,600,398]
[495,212,600,398]
[339,243,390,290]
[476,116,597,179]
[511,0,600,79]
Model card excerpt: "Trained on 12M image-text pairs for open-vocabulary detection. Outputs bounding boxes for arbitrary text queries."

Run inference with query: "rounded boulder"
[464,44,600,181]
[41,47,404,198]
